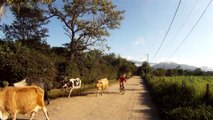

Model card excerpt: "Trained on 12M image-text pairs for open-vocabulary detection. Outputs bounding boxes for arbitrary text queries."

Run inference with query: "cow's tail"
[44,85,50,105]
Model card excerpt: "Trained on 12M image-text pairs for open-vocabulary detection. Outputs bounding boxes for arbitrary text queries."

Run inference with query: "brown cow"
[14,78,50,105]
[0,86,49,120]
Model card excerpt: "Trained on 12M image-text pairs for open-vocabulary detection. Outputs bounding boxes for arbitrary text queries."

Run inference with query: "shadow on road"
[131,76,160,120]
[7,118,28,120]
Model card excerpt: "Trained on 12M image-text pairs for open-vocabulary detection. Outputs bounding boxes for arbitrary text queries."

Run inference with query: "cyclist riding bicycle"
[119,74,126,90]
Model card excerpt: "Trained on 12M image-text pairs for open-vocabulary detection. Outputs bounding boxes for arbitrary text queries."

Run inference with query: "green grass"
[48,83,96,98]
[48,79,118,99]
[146,76,213,120]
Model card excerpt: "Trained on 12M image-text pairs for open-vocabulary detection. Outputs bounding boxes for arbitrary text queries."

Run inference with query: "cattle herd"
[0,77,110,120]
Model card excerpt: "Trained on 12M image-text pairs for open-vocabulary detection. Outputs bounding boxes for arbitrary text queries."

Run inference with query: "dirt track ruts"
[17,76,160,120]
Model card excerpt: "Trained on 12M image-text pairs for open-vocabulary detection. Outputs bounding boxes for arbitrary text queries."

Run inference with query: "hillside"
[152,62,196,70]
[131,60,213,71]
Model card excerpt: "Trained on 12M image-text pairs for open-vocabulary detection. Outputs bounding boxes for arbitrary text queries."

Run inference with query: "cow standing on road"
[13,77,50,105]
[96,78,109,96]
[0,86,49,120]
[62,78,81,98]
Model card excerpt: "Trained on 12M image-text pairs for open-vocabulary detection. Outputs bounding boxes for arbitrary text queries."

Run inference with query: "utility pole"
[145,53,149,77]
[146,54,149,62]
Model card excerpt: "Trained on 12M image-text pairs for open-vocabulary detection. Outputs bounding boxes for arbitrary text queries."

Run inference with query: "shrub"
[168,105,213,120]
[146,76,213,120]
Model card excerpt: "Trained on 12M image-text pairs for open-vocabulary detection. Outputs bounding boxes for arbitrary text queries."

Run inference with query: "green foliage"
[1,4,49,45]
[48,82,96,99]
[0,0,53,25]
[153,68,167,76]
[137,61,152,77]
[2,81,9,87]
[0,0,134,98]
[168,105,213,120]
[152,67,211,77]
[73,50,135,84]
[0,41,136,89]
[146,76,213,120]
[48,0,124,60]
[0,41,56,85]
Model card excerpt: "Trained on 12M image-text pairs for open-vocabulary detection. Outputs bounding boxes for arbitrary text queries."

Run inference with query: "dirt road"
[18,76,160,120]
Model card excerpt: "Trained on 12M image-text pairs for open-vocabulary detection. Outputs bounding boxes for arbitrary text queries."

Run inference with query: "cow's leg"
[41,107,49,120]
[29,111,36,120]
[0,111,3,120]
[68,88,73,98]
[0,111,8,120]
[43,107,50,120]
[97,89,99,97]
[101,90,103,96]
[11,112,17,120]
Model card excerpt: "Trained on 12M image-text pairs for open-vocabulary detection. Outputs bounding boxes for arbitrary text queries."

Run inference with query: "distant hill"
[201,66,213,72]
[152,62,213,71]
[130,60,213,71]
[152,62,196,70]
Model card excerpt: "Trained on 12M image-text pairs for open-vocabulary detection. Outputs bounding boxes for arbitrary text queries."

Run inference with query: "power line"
[170,0,199,43]
[151,0,182,61]
[168,0,213,59]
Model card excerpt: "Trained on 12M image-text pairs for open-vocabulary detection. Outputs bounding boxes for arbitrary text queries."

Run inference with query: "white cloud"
[122,55,135,61]
[134,37,144,45]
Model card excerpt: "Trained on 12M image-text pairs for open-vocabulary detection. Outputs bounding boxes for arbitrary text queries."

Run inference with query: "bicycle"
[120,83,125,94]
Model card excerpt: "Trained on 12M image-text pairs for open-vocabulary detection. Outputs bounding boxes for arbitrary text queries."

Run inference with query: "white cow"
[62,78,81,98]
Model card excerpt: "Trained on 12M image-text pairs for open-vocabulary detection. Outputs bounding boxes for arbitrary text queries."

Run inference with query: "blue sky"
[1,0,213,68]
[107,0,213,68]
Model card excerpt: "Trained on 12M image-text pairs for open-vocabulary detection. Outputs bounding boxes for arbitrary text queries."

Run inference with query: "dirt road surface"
[17,76,160,120]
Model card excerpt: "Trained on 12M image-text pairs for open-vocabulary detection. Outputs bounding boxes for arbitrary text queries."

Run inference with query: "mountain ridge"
[130,60,213,71]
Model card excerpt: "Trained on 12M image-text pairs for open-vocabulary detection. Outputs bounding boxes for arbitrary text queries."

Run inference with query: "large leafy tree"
[138,61,152,77]
[1,4,49,48]
[0,0,53,20]
[48,0,124,61]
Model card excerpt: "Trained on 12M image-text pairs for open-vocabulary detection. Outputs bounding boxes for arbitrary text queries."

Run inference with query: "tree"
[138,61,152,77]
[48,0,124,62]
[194,68,204,76]
[153,68,167,76]
[1,4,49,49]
[0,0,53,21]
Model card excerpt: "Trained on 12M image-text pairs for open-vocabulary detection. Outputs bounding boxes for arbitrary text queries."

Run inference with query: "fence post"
[205,84,210,102]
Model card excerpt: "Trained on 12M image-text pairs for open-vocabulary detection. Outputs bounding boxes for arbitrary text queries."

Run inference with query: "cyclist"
[119,74,126,90]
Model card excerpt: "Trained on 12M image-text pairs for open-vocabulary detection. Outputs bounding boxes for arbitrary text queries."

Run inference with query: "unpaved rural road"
[18,76,160,120]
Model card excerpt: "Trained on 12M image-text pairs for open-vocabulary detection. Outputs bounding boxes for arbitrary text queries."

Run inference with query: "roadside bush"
[168,105,213,120]
[48,83,96,99]
[0,41,136,94]
[0,41,57,88]
[146,76,213,120]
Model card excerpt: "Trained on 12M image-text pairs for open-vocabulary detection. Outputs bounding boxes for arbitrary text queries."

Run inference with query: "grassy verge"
[144,76,213,120]
[48,79,118,99]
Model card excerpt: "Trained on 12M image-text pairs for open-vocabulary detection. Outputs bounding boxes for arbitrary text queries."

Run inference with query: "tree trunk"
[70,51,75,63]
[0,2,5,20]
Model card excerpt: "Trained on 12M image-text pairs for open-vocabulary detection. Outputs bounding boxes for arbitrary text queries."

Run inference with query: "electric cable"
[151,0,182,61]
[168,0,213,59]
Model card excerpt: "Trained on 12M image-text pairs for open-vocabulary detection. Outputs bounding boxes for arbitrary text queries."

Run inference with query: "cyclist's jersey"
[119,76,126,83]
